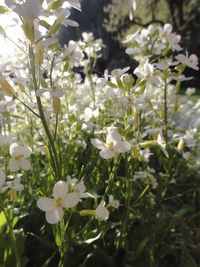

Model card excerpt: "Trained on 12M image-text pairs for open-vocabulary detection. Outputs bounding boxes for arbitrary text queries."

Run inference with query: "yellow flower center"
[15,154,24,161]
[106,141,114,150]
[54,197,62,207]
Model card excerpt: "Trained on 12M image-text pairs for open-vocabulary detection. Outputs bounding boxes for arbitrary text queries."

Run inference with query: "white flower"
[168,34,182,51]
[4,177,24,192]
[108,195,120,209]
[154,59,178,70]
[37,181,79,224]
[95,201,109,221]
[111,67,130,78]
[0,170,6,192]
[63,40,83,64]
[8,143,32,172]
[134,61,160,85]
[91,129,131,159]
[66,178,94,199]
[6,0,42,24]
[175,53,199,70]
[185,88,196,96]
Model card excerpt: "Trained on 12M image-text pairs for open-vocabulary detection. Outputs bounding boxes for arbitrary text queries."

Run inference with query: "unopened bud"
[177,139,184,152]
[0,75,15,96]
[53,97,61,113]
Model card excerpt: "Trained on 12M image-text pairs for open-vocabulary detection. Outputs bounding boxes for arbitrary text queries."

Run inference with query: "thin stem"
[28,45,61,180]
[6,35,28,55]
[164,81,168,143]
[103,156,120,200]
[119,155,131,248]
[16,97,41,118]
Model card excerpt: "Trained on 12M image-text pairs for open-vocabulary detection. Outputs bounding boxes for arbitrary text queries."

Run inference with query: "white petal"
[100,149,116,159]
[36,89,47,97]
[67,0,81,11]
[0,170,6,189]
[15,183,24,192]
[63,192,79,208]
[147,76,160,85]
[106,131,121,144]
[53,181,68,199]
[8,158,20,172]
[63,19,79,27]
[175,54,186,64]
[45,207,64,224]
[20,159,31,170]
[117,141,131,153]
[80,192,94,198]
[37,197,55,212]
[21,146,32,158]
[91,138,106,150]
[95,201,109,221]
[9,143,19,156]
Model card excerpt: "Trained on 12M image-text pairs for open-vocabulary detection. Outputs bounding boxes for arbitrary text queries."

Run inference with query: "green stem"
[28,45,61,180]
[103,156,120,200]
[119,155,131,248]
[164,81,168,144]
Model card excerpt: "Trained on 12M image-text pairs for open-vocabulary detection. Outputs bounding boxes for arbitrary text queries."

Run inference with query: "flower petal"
[37,197,55,212]
[100,149,116,159]
[20,159,31,170]
[63,192,79,208]
[117,141,131,153]
[9,143,20,156]
[106,130,121,144]
[45,207,64,224]
[95,201,109,221]
[91,138,106,150]
[8,158,20,172]
[53,181,68,199]
[21,146,32,158]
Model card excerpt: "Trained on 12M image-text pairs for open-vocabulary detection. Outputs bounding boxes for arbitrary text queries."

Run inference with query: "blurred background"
[59,0,200,88]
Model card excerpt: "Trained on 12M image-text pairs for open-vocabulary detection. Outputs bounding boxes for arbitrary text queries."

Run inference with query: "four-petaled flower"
[175,53,199,70]
[8,143,32,172]
[37,181,79,224]
[91,129,131,159]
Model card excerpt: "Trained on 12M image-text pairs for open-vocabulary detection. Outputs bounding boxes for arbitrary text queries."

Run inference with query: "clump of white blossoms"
[8,143,32,172]
[91,129,131,159]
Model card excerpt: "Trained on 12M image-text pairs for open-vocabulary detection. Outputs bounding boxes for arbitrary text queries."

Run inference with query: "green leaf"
[0,211,7,227]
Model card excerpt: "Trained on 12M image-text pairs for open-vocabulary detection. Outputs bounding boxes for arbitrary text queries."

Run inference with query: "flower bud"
[177,139,184,152]
[53,97,61,113]
[0,75,15,96]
